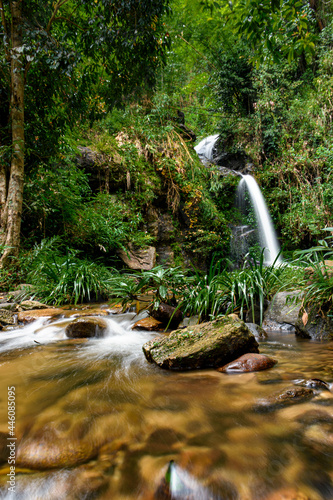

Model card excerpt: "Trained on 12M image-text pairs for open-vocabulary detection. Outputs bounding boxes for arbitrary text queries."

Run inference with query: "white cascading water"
[194,134,219,164]
[194,134,282,265]
[237,174,282,265]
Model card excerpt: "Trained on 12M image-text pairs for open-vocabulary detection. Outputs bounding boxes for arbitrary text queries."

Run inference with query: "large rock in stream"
[142,317,259,370]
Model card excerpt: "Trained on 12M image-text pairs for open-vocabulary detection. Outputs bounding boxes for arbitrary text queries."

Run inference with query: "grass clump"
[24,237,113,305]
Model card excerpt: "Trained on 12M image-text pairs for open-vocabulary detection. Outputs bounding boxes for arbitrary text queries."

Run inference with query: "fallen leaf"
[302,311,308,326]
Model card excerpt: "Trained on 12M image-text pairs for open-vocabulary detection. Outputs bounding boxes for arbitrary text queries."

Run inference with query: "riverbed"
[0,309,332,499]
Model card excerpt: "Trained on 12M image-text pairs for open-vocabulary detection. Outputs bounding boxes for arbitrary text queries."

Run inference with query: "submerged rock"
[65,317,108,338]
[254,386,315,413]
[217,353,277,373]
[142,317,259,370]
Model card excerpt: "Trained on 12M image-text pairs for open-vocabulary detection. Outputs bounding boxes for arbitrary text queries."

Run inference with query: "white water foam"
[194,134,219,164]
[237,174,282,265]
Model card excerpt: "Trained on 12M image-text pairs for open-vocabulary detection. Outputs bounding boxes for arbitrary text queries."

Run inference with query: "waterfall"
[236,174,282,265]
[194,135,282,266]
[194,134,219,164]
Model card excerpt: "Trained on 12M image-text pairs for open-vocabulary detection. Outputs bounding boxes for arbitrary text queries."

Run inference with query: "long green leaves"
[182,251,285,324]
[26,238,113,305]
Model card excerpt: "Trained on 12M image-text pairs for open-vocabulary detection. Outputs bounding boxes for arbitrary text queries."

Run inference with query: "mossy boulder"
[0,309,16,327]
[142,317,259,370]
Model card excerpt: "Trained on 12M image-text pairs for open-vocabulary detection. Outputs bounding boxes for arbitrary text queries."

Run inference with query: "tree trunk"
[0,0,25,266]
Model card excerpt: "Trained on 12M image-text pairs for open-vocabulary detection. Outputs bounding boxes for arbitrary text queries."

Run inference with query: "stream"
[0,307,332,499]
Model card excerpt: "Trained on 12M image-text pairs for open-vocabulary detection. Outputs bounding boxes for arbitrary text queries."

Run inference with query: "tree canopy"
[0,0,170,264]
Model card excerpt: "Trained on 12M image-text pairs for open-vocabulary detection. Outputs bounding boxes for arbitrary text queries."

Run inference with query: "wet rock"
[133,317,164,331]
[0,309,16,327]
[143,317,259,370]
[150,303,183,329]
[245,323,268,338]
[254,386,315,413]
[217,353,277,373]
[295,307,333,340]
[65,317,108,338]
[263,290,302,327]
[19,300,49,310]
[118,243,156,270]
[294,378,331,391]
[18,308,64,323]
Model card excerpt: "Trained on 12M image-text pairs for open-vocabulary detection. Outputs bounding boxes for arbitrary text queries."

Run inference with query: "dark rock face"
[65,317,108,339]
[118,244,156,271]
[142,317,259,370]
[295,308,333,340]
[254,386,315,413]
[217,353,277,373]
[150,303,183,329]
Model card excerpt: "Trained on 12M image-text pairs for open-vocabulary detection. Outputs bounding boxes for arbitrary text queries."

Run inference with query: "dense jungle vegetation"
[2,0,333,318]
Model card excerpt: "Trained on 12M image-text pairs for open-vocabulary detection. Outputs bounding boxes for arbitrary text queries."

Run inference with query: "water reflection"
[0,312,332,499]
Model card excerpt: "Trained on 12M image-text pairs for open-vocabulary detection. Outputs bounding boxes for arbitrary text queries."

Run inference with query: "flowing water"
[235,175,282,266]
[194,135,219,164]
[0,309,332,499]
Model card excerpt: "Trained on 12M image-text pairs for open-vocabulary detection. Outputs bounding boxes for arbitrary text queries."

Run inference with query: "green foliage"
[214,41,256,116]
[23,154,91,242]
[24,237,113,305]
[291,230,333,314]
[139,265,189,308]
[106,265,190,311]
[228,0,317,65]
[68,192,154,254]
[182,258,227,321]
[0,0,171,170]
[181,251,285,324]
[223,251,285,324]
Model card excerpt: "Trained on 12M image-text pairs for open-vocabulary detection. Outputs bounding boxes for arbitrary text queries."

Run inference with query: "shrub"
[24,237,113,305]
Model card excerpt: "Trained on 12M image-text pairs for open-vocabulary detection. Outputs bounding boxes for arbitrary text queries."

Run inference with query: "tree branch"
[46,0,71,34]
